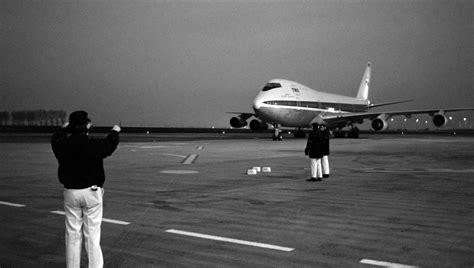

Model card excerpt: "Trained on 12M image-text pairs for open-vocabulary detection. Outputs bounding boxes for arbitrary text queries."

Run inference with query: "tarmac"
[0,133,473,267]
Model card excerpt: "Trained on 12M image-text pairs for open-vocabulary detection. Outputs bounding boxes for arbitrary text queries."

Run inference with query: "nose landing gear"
[272,125,283,141]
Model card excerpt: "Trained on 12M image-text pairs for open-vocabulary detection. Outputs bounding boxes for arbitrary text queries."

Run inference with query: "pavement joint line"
[182,154,198,164]
[166,229,294,252]
[360,258,420,268]
[50,210,131,225]
[0,201,26,207]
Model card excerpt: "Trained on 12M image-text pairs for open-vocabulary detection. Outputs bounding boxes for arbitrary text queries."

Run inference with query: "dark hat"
[69,111,91,127]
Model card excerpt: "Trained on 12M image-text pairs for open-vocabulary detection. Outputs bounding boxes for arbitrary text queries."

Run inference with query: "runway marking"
[50,210,130,225]
[137,145,171,149]
[182,154,198,164]
[162,153,187,158]
[0,201,26,207]
[160,170,199,174]
[166,229,294,252]
[360,258,419,268]
[360,168,474,173]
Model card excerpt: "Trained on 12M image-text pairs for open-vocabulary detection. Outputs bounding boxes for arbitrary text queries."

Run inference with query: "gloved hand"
[112,125,121,132]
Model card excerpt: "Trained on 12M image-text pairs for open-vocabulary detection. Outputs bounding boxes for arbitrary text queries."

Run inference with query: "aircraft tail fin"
[356,62,371,100]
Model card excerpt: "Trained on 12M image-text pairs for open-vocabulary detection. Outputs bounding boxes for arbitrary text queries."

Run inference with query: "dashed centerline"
[360,258,419,268]
[166,229,294,252]
[0,201,26,207]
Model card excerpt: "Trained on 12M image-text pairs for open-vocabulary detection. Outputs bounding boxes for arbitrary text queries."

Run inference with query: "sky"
[1,0,473,128]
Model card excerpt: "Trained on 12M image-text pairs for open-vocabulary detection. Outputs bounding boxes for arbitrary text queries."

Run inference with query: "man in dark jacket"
[51,111,120,268]
[305,123,324,181]
[320,123,331,178]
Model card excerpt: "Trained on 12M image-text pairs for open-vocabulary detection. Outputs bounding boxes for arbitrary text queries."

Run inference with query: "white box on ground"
[247,169,258,175]
[252,167,261,172]
[262,167,271,173]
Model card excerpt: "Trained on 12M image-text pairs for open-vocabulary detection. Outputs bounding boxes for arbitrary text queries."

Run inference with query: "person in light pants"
[64,188,104,268]
[305,123,324,181]
[310,158,322,180]
[319,123,330,178]
[51,111,120,268]
[321,155,330,178]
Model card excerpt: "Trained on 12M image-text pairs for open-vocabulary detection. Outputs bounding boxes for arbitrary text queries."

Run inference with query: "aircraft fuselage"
[229,62,473,136]
[252,79,369,127]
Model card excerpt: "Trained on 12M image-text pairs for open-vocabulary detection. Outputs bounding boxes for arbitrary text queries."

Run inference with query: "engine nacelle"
[249,119,268,130]
[371,118,388,131]
[230,117,248,128]
[432,113,447,127]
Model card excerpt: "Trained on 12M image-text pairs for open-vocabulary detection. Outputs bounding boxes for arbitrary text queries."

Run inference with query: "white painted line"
[360,167,474,173]
[160,170,199,174]
[0,201,26,207]
[182,154,198,164]
[162,153,187,158]
[51,210,66,215]
[360,258,419,268]
[51,210,130,225]
[102,218,130,225]
[137,145,170,149]
[166,229,294,252]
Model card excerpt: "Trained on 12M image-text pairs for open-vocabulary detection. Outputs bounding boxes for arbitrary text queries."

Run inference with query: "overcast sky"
[1,0,472,127]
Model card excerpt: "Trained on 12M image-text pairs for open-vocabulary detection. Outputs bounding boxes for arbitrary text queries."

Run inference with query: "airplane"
[229,62,473,139]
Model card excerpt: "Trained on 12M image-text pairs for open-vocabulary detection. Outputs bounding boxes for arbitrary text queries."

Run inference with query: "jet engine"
[249,119,268,130]
[230,117,248,128]
[371,118,388,131]
[432,113,448,127]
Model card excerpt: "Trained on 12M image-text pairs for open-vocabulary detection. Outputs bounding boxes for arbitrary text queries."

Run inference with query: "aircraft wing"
[320,108,474,128]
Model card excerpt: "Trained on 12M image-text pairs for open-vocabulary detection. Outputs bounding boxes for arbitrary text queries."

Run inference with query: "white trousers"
[64,188,104,268]
[310,158,322,178]
[322,155,330,175]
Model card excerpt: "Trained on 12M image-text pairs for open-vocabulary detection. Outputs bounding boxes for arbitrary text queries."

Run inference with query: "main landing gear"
[347,126,360,138]
[333,126,360,138]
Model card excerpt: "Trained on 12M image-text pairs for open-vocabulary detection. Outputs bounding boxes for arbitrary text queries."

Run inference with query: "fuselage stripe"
[263,100,368,113]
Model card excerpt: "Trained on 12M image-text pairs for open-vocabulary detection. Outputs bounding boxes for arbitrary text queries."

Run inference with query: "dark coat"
[305,129,324,159]
[320,129,330,156]
[51,129,119,189]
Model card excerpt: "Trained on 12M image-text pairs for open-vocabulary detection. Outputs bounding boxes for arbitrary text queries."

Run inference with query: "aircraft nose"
[253,95,263,111]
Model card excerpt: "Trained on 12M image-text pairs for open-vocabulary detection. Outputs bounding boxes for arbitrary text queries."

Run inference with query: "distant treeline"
[0,110,67,126]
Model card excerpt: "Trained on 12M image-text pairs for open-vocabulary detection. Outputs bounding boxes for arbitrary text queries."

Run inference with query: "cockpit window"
[262,83,281,91]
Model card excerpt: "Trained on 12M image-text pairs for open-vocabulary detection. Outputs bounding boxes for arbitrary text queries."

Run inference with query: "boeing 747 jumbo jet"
[229,62,473,139]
